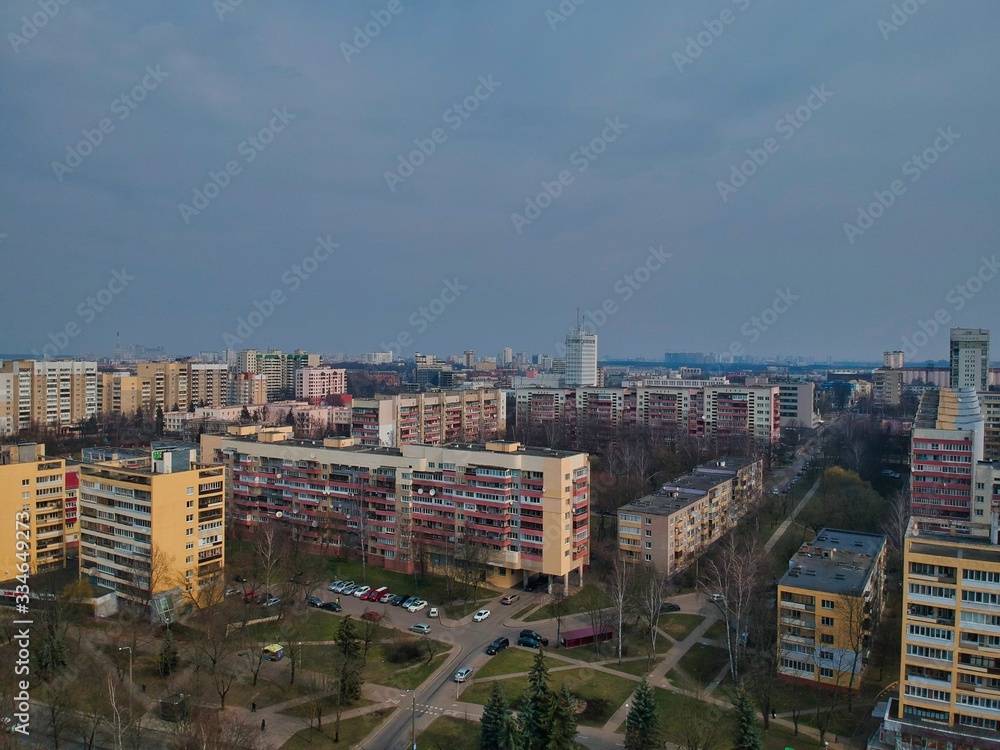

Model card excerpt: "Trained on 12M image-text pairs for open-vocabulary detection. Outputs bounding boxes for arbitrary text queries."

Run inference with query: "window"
[819,650,834,660]
[645,554,652,562]
[185,556,193,564]
[21,479,29,486]
[821,599,835,610]
[821,616,834,627]
[186,542,193,550]
[186,487,194,495]
[820,634,835,644]
[186,500,194,508]
[185,514,194,522]
[645,529,652,537]
[820,668,834,679]
[645,542,652,549]
[186,528,193,536]
[645,517,652,525]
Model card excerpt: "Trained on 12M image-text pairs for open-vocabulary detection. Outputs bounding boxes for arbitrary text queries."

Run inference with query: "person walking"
[261,718,266,732]
[251,701,257,713]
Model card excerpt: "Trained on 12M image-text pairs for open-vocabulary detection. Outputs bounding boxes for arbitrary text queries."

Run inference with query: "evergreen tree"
[545,685,578,750]
[733,682,762,750]
[155,405,165,436]
[239,406,252,423]
[499,710,524,750]
[334,616,363,702]
[521,649,553,750]
[285,408,296,426]
[481,681,509,750]
[158,629,180,676]
[624,677,660,750]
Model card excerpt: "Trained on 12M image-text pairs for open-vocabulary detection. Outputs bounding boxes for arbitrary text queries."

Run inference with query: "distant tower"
[949,328,990,390]
[564,320,597,387]
[883,350,904,369]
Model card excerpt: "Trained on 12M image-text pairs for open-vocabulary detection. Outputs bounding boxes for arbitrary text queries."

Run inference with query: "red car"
[361,610,382,622]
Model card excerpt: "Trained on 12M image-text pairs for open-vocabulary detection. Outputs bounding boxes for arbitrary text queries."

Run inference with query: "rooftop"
[779,528,885,596]
[913,386,983,430]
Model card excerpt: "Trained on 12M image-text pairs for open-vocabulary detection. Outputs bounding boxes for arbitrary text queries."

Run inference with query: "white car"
[410,623,431,634]
[328,580,344,591]
[472,609,491,622]
[353,585,371,598]
[454,668,473,683]
[428,607,439,618]
[407,599,427,613]
[709,593,725,603]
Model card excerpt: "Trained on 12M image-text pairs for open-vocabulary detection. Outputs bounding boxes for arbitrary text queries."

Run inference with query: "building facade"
[203,431,589,588]
[873,368,904,408]
[295,367,347,400]
[79,447,226,619]
[950,328,990,391]
[0,443,69,574]
[0,359,98,433]
[564,325,598,387]
[777,529,887,690]
[351,390,505,447]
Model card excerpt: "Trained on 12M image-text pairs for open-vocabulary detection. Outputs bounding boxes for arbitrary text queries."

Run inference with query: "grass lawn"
[606,657,660,677]
[525,583,610,622]
[299,638,452,690]
[762,722,825,750]
[462,668,636,727]
[281,695,374,719]
[658,613,704,641]
[419,716,481,749]
[325,559,492,610]
[511,602,540,621]
[444,598,494,619]
[242,608,342,643]
[282,708,392,749]
[227,675,317,711]
[703,619,727,641]
[623,688,725,743]
[554,623,669,664]
[670,643,729,691]
[475,647,573,679]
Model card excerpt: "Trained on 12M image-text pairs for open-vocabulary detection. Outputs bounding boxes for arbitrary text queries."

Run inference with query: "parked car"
[242,589,258,604]
[367,586,389,601]
[407,599,427,613]
[472,609,491,622]
[392,594,409,606]
[518,630,549,646]
[320,601,342,612]
[263,596,281,607]
[453,668,473,683]
[709,593,725,603]
[660,602,681,613]
[379,591,395,604]
[225,587,239,597]
[233,575,247,583]
[428,607,439,618]
[353,585,371,598]
[401,596,418,609]
[500,594,520,605]
[410,623,431,634]
[334,581,354,594]
[328,580,344,591]
[289,571,303,582]
[342,583,358,595]
[486,637,509,655]
[306,596,323,608]
[360,610,381,622]
[517,636,541,648]
[523,579,536,592]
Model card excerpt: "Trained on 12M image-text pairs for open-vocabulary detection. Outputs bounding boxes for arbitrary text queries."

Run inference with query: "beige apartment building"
[79,446,225,619]
[137,361,190,412]
[617,457,762,577]
[188,363,229,408]
[0,359,98,433]
[97,372,142,415]
[351,390,505,447]
[0,443,69,575]
[203,430,588,589]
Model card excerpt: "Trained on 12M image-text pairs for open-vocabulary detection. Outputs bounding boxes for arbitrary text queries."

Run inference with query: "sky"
[1,0,999,363]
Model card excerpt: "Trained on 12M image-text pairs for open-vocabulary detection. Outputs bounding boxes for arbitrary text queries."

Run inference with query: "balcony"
[780,599,816,612]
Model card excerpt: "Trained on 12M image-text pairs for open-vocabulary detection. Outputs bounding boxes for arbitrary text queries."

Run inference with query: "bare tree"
[252,523,289,600]
[608,553,633,663]
[881,488,910,567]
[636,566,669,667]
[580,586,610,657]
[188,612,240,709]
[172,709,269,750]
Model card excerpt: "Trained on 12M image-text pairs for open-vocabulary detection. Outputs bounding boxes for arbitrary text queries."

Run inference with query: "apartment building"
[137,361,190,412]
[617,457,762,577]
[564,325,598,387]
[97,372,142,415]
[294,367,347,400]
[351,390,505,447]
[188,363,229,408]
[776,529,886,690]
[237,349,320,399]
[0,443,69,574]
[950,328,990,391]
[230,372,268,406]
[203,430,589,588]
[869,523,1000,750]
[981,392,1000,463]
[745,377,819,428]
[885,351,906,369]
[0,359,98,433]
[78,446,225,619]
[872,368,904,408]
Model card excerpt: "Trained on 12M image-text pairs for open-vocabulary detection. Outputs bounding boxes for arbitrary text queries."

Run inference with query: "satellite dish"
[275,511,283,519]
[429,489,436,496]
[312,520,318,528]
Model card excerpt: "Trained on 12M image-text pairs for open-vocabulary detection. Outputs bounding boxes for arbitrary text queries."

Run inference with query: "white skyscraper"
[564,323,597,387]
[949,328,990,390]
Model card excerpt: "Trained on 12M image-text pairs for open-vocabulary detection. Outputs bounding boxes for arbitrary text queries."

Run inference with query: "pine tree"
[158,629,179,676]
[155,405,165,436]
[240,406,252,423]
[624,677,660,750]
[521,649,553,750]
[545,684,578,750]
[481,681,509,750]
[733,682,762,750]
[499,710,524,750]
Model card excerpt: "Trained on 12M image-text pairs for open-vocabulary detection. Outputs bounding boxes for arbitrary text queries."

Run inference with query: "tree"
[158,629,179,676]
[285,408,295,426]
[608,553,633,663]
[331,616,364,742]
[155,405,165,436]
[580,586,610,657]
[521,649,553,750]
[239,406,252,424]
[498,710,524,750]
[624,678,660,750]
[546,684,578,750]
[636,566,668,667]
[732,682,762,750]
[481,681,510,750]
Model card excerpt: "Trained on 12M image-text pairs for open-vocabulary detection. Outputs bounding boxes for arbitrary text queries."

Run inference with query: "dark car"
[518,630,549,646]
[523,579,535,593]
[321,601,342,612]
[486,637,509,655]
[306,596,322,608]
[392,594,409,606]
[234,575,247,583]
[401,596,418,609]
[517,636,541,648]
[660,602,681,613]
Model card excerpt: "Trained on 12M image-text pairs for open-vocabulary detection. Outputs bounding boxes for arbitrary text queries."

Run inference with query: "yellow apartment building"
[0,443,69,576]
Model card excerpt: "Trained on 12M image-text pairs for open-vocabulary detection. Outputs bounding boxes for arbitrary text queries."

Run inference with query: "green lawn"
[606,657,660,677]
[325,559,474,609]
[511,602,540,621]
[622,688,725,744]
[703,619,728,641]
[475,647,572,679]
[444,598,494,619]
[227,675,317,711]
[282,708,392,748]
[558,623,670,663]
[525,583,610,622]
[280,695,374,719]
[242,608,342,643]
[658,613,704,641]
[299,637,452,690]
[462,668,636,727]
[419,716,481,750]
[667,643,729,692]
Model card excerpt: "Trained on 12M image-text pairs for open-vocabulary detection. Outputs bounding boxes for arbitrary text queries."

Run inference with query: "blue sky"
[2,0,998,361]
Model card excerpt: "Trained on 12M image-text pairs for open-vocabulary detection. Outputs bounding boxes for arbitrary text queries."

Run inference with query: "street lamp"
[406,689,416,749]
[118,646,133,712]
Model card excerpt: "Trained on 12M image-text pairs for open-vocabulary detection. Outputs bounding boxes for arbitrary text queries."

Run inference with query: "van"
[368,586,389,602]
[486,637,510,655]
